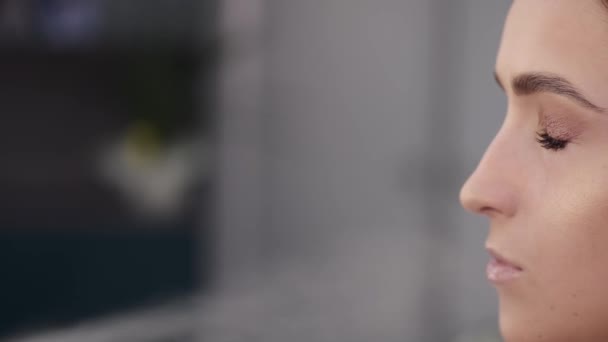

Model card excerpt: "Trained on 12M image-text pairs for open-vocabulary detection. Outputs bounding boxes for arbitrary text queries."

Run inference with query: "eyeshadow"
[539,111,586,141]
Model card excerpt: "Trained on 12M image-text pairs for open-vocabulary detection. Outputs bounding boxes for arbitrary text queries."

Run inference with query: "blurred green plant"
[121,52,198,155]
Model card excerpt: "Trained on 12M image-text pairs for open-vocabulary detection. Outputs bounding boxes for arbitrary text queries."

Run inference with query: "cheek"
[540,154,608,271]
[534,184,608,300]
[508,154,608,338]
[532,143,608,274]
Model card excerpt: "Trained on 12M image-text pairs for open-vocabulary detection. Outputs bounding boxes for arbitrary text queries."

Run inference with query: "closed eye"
[536,131,569,151]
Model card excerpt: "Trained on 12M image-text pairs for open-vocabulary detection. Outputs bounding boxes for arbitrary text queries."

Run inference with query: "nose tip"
[459,176,481,214]
[459,167,517,218]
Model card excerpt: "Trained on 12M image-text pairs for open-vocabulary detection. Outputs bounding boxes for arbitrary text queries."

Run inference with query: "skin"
[459,1,608,341]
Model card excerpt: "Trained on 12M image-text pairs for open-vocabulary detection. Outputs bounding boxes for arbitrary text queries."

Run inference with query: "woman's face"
[460,1,608,341]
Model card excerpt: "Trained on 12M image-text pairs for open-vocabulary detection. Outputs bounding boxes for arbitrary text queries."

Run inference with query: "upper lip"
[486,246,524,271]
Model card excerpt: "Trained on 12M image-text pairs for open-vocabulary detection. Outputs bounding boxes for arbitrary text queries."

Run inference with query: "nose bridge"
[460,120,520,217]
[476,125,511,179]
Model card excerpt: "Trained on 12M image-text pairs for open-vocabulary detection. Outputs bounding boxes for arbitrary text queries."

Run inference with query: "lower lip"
[486,257,523,284]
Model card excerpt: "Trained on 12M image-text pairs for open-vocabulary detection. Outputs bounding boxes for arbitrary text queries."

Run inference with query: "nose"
[459,127,519,218]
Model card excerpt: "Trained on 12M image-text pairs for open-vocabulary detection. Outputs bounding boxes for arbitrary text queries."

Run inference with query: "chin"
[498,314,557,342]
[498,313,537,342]
[497,300,599,342]
[497,297,552,342]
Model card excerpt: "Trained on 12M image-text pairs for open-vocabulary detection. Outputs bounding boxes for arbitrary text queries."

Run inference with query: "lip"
[485,247,524,284]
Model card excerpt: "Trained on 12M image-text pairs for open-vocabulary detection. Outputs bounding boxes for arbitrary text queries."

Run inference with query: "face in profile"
[460,1,608,341]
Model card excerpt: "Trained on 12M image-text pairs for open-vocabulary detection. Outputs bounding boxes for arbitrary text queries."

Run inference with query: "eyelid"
[538,111,584,141]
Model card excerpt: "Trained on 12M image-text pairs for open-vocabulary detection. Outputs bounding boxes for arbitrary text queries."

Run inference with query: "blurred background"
[0,0,510,341]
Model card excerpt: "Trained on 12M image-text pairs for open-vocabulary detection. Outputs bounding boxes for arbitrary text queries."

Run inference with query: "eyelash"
[536,130,569,151]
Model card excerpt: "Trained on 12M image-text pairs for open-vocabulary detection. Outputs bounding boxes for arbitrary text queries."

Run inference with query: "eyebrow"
[493,71,606,113]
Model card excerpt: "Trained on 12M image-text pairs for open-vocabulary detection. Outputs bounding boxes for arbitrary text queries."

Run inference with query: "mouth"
[485,247,524,284]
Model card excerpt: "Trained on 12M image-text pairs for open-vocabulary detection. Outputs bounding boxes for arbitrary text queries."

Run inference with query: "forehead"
[496,0,608,100]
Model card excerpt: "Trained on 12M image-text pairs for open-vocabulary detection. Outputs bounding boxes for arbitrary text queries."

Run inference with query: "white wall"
[216,0,512,339]
[216,0,268,285]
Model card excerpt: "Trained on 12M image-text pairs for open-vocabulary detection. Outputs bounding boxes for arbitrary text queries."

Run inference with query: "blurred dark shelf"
[0,38,220,63]
[0,36,216,230]
[0,1,219,334]
[0,227,208,338]
[0,170,211,227]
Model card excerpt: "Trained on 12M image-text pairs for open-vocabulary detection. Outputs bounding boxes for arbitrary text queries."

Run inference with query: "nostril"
[479,206,499,216]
